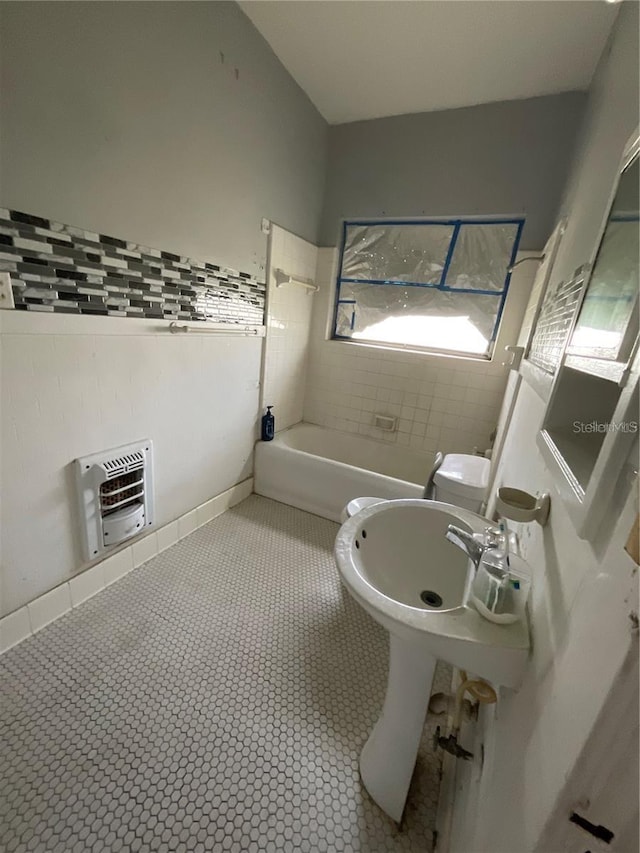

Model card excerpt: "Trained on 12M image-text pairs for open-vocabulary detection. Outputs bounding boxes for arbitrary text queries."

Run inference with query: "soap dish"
[495,487,551,526]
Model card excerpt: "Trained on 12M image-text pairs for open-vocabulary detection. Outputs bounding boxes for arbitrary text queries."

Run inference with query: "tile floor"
[1,496,448,852]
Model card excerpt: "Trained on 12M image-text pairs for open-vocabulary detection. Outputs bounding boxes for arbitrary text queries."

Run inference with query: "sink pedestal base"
[360,634,437,823]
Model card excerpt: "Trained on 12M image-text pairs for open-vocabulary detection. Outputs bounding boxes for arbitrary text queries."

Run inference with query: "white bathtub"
[254,423,433,522]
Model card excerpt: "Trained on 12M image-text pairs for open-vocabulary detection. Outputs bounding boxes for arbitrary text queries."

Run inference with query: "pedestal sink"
[334,499,530,823]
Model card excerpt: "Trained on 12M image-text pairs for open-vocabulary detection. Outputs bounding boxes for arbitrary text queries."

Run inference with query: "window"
[332,219,524,358]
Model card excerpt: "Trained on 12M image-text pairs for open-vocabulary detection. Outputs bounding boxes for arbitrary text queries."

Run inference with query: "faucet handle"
[481,525,506,548]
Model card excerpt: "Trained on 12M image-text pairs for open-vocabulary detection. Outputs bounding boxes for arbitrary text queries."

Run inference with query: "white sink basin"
[334,498,530,822]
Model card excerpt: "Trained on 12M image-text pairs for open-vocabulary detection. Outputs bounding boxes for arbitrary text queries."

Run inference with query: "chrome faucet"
[445,524,491,569]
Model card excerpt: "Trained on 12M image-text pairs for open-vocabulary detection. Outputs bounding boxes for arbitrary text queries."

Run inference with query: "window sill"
[329,336,493,363]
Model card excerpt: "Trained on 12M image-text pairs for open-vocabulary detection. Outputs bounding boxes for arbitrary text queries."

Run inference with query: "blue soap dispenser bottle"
[261,406,275,441]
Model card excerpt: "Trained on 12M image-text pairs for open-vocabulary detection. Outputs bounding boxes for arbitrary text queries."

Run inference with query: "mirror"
[538,136,639,538]
[568,155,639,362]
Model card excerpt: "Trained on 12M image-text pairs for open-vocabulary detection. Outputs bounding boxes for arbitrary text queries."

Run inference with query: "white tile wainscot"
[0,310,264,615]
[0,478,253,654]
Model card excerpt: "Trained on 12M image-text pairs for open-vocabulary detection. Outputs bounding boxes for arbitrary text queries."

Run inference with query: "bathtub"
[254,423,433,522]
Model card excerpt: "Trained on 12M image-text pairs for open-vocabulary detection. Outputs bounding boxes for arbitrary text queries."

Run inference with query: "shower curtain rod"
[273,267,318,292]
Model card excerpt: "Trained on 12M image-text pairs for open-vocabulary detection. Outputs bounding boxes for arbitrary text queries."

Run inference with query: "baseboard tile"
[132,532,159,569]
[178,509,199,540]
[69,562,106,607]
[27,584,72,634]
[156,520,179,553]
[0,607,31,653]
[103,548,135,587]
[0,477,254,655]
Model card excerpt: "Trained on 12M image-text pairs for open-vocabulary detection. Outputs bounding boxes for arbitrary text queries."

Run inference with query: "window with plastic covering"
[333,220,524,358]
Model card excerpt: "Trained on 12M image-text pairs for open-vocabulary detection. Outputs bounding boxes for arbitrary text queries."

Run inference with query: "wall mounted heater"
[75,440,155,561]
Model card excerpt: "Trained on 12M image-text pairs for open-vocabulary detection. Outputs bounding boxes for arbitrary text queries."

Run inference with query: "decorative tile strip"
[0,208,265,324]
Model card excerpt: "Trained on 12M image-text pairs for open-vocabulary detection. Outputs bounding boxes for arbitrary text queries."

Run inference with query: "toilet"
[431,453,491,513]
[340,496,386,523]
[341,452,490,521]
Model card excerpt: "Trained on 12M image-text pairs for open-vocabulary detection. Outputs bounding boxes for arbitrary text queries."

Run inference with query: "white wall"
[0,1,327,616]
[262,225,317,432]
[320,93,585,251]
[450,4,639,850]
[304,248,536,458]
[0,312,262,615]
[0,1,327,278]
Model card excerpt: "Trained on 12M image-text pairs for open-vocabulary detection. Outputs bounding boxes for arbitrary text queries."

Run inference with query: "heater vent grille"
[75,440,154,560]
[103,451,145,479]
[100,472,145,516]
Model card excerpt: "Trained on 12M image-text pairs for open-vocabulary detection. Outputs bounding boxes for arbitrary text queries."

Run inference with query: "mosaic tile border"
[0,208,265,324]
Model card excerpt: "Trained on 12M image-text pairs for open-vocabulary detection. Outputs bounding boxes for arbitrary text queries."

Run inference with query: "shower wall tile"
[262,225,318,432]
[304,248,510,457]
[0,208,265,324]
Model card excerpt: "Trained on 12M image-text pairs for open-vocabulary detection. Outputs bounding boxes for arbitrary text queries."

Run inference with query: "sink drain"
[420,590,443,608]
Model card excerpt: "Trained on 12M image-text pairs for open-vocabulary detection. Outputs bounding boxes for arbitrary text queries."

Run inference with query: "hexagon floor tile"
[1,496,449,852]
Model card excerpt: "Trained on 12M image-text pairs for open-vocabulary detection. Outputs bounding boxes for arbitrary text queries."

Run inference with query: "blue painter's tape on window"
[332,218,524,358]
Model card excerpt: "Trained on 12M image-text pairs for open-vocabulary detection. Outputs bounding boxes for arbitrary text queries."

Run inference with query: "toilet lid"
[347,497,386,517]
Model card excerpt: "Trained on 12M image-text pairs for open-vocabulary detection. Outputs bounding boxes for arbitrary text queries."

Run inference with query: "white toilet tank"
[433,453,490,513]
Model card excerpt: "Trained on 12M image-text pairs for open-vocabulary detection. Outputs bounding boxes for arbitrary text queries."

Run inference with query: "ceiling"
[240,1,618,125]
